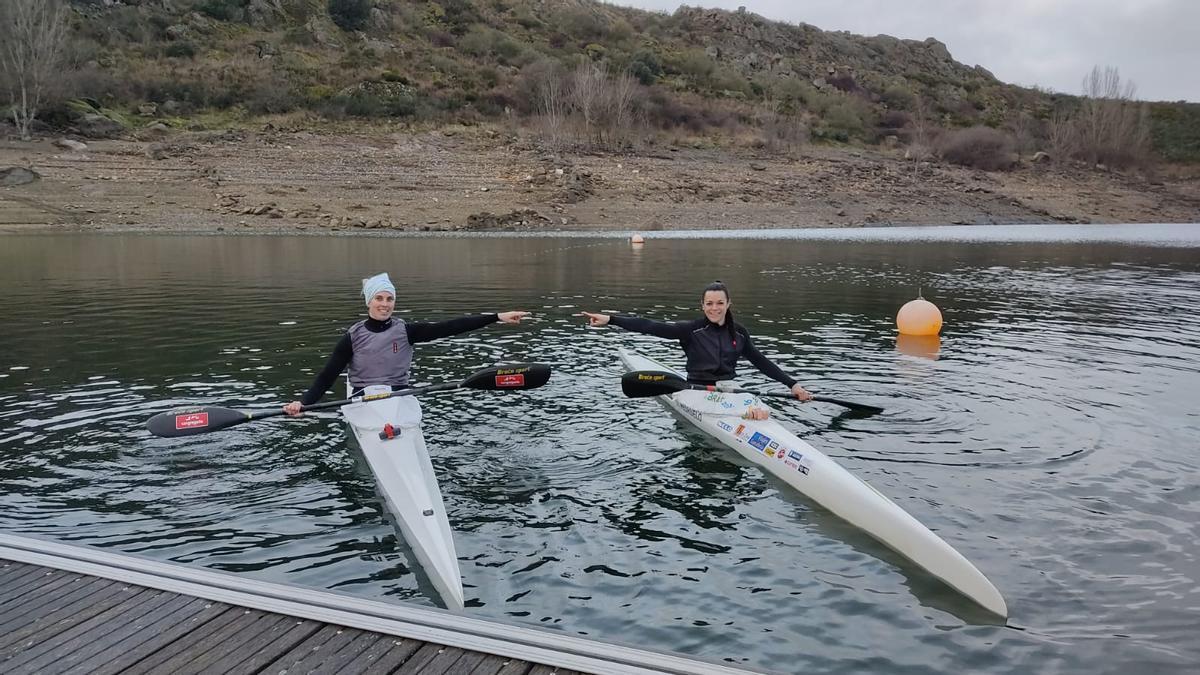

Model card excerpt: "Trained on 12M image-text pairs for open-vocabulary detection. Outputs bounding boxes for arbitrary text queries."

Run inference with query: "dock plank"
[336,636,422,675]
[166,611,292,675]
[199,616,322,674]
[0,575,120,628]
[80,601,233,675]
[408,644,472,674]
[141,608,282,675]
[0,579,135,652]
[119,604,250,675]
[262,623,346,673]
[59,596,212,675]
[0,568,85,607]
[304,631,386,675]
[397,642,455,674]
[2,587,162,671]
[352,637,425,673]
[9,589,179,673]
[274,624,371,673]
[444,649,489,674]
[0,562,38,585]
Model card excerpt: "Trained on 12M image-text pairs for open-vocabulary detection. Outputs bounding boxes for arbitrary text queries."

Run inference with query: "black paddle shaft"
[620,370,883,414]
[147,363,552,438]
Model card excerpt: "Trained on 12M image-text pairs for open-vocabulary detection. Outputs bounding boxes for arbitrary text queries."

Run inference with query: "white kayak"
[618,349,1007,617]
[342,384,464,609]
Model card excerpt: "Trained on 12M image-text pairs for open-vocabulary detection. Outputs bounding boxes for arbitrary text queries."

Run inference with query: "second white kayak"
[618,349,1007,617]
[342,384,464,609]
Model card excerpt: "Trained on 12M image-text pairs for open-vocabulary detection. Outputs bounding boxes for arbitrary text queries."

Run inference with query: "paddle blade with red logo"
[146,406,252,438]
[462,363,551,391]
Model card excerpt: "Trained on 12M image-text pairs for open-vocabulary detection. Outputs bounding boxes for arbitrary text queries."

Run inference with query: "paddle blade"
[146,406,250,437]
[463,363,552,391]
[621,370,688,398]
[811,396,884,414]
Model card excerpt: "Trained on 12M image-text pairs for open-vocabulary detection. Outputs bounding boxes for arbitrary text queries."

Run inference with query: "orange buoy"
[896,333,941,359]
[630,234,645,244]
[897,296,942,336]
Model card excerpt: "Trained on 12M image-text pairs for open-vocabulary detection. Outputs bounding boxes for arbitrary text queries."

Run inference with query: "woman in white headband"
[283,272,530,415]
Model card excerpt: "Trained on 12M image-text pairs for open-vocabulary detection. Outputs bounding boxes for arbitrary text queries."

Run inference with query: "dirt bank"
[1,127,1197,234]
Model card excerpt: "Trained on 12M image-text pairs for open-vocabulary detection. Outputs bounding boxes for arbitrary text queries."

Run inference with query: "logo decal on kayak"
[175,412,209,430]
[785,450,811,474]
[677,402,704,421]
[495,373,525,387]
[748,432,770,451]
[734,424,746,438]
[717,421,733,432]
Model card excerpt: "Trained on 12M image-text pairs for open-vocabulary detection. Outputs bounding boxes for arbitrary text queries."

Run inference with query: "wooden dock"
[0,533,763,675]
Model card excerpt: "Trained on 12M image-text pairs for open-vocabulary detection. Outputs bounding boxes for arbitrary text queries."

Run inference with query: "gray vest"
[347,319,413,389]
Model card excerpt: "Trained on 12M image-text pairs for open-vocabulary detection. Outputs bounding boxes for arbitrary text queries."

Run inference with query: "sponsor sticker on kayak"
[717,421,734,432]
[783,449,811,475]
[748,432,771,452]
[495,373,526,387]
[175,412,209,430]
[677,402,704,421]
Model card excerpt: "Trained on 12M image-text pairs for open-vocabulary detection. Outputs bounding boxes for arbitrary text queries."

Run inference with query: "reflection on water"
[1,227,1199,674]
[895,334,941,360]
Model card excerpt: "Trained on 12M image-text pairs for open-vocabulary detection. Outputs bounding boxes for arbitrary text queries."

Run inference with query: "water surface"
[1,224,1198,673]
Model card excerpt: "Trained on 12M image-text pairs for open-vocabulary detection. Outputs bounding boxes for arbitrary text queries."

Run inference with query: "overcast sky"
[608,1,1199,102]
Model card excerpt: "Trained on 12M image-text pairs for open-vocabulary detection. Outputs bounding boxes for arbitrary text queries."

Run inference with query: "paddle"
[620,370,884,414]
[146,363,552,438]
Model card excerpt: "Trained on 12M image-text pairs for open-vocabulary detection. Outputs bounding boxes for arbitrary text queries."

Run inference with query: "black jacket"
[609,314,797,387]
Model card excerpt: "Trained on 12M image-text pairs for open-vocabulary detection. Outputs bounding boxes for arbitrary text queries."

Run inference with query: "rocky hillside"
[17,0,1200,164]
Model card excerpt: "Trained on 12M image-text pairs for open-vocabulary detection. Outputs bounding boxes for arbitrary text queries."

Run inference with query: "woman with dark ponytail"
[581,281,811,420]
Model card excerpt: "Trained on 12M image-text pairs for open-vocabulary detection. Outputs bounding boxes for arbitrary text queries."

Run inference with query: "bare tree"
[534,62,569,149]
[757,98,807,154]
[597,69,639,149]
[1074,65,1150,169]
[0,0,69,140]
[1046,107,1077,163]
[904,96,935,180]
[569,61,605,145]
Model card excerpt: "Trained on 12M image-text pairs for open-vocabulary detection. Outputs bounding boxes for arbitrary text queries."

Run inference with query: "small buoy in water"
[896,333,941,360]
[630,234,645,244]
[897,295,942,336]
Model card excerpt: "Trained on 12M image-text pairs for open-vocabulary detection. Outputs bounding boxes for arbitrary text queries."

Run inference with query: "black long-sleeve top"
[300,313,498,404]
[609,314,798,388]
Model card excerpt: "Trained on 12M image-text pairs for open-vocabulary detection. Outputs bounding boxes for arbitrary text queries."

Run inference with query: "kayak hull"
[618,349,1006,617]
[342,385,464,609]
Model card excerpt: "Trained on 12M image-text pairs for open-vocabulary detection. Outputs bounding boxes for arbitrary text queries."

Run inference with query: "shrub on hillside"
[629,51,663,85]
[878,109,911,131]
[937,126,1015,170]
[881,84,916,111]
[245,78,302,115]
[328,0,370,32]
[1150,103,1200,163]
[555,7,606,41]
[164,42,197,59]
[197,0,247,22]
